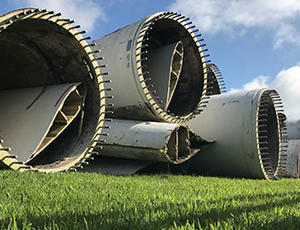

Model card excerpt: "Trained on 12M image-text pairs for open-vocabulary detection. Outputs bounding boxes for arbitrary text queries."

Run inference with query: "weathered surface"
[185,89,287,180]
[93,12,210,123]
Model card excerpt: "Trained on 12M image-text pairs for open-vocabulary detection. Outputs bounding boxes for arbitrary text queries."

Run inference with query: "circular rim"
[255,89,287,179]
[134,12,210,123]
[0,8,109,172]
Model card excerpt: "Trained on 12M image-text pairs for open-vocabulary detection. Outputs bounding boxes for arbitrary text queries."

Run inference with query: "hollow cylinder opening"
[257,91,280,177]
[0,16,101,170]
[166,126,191,164]
[141,17,204,116]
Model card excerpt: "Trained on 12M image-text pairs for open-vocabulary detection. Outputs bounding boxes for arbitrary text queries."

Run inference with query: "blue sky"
[1,0,300,118]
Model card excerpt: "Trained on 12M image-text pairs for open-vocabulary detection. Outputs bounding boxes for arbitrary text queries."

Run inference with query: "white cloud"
[230,65,300,118]
[230,75,269,92]
[270,66,300,118]
[169,0,300,47]
[274,24,300,48]
[25,0,105,31]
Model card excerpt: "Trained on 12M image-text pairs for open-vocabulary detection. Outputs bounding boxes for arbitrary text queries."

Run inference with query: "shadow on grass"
[1,192,300,230]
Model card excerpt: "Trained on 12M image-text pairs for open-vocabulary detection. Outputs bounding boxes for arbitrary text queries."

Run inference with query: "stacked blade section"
[2,8,291,180]
[0,9,215,174]
[0,8,109,172]
[93,12,210,123]
[80,11,214,173]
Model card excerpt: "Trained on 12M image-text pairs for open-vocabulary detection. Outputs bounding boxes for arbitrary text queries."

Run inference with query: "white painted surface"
[0,83,81,162]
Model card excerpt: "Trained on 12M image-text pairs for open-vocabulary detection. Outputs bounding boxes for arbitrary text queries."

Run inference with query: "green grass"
[0,171,299,230]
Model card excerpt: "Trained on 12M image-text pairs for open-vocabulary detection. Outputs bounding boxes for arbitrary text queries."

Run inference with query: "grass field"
[0,171,299,230]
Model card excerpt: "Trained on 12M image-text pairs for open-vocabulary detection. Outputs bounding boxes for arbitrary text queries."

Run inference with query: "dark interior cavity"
[257,91,280,176]
[141,18,204,116]
[165,126,191,164]
[206,65,221,96]
[0,19,100,169]
[177,126,191,161]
